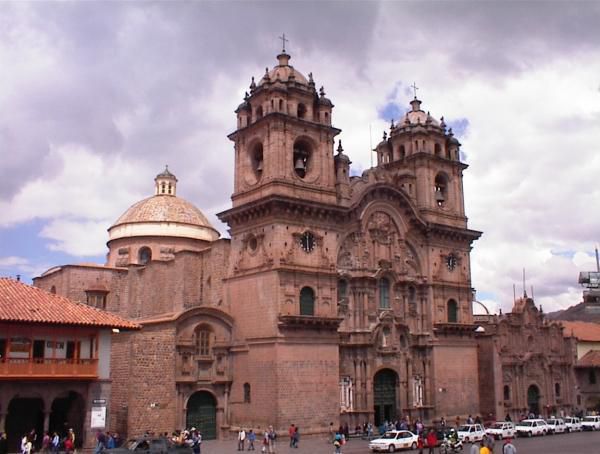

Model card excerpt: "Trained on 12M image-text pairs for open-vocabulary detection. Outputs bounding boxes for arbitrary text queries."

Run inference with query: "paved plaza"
[201,431,600,454]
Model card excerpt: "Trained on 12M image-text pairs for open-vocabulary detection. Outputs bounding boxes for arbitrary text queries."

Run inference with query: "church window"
[408,286,416,306]
[196,328,212,357]
[379,278,390,308]
[503,385,510,401]
[256,106,263,120]
[293,139,311,178]
[338,280,348,302]
[434,143,441,157]
[324,112,329,124]
[50,286,56,294]
[447,299,458,323]
[434,173,448,207]
[299,287,315,315]
[555,382,561,397]
[279,99,284,111]
[161,183,166,194]
[251,142,264,178]
[243,383,251,403]
[168,183,172,194]
[138,247,152,265]
[86,291,108,310]
[399,145,405,160]
[381,327,390,347]
[590,370,597,385]
[400,334,407,348]
[297,103,307,119]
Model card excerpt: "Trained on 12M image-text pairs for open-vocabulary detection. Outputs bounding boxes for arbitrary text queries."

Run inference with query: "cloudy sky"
[1,1,599,313]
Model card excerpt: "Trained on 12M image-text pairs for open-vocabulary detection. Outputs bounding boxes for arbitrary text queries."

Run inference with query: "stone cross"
[411,82,419,98]
[279,33,289,52]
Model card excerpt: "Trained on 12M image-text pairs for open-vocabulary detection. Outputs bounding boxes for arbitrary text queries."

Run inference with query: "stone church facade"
[34,50,484,439]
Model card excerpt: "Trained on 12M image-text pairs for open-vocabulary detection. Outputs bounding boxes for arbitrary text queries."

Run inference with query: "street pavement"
[201,430,600,454]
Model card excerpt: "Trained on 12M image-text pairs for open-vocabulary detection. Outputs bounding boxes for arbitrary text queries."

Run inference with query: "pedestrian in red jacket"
[426,429,437,454]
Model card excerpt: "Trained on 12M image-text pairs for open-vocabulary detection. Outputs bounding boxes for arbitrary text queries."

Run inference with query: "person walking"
[191,430,201,454]
[288,424,295,448]
[292,426,299,448]
[51,432,60,454]
[247,430,255,451]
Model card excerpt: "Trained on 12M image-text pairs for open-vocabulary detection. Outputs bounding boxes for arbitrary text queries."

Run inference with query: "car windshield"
[518,421,533,427]
[584,417,597,422]
[457,425,471,432]
[490,423,504,429]
[380,432,397,439]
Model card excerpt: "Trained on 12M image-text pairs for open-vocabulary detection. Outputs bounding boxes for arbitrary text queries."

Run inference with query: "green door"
[528,385,540,416]
[186,392,217,440]
[374,369,398,427]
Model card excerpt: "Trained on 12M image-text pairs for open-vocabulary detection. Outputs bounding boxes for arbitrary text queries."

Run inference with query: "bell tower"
[218,46,343,433]
[374,96,467,228]
[229,49,341,208]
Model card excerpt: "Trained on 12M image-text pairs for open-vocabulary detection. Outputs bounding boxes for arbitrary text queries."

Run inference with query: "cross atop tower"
[411,82,419,99]
[279,33,289,52]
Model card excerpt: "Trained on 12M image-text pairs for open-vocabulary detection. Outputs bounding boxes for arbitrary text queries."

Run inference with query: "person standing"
[469,440,479,454]
[479,441,491,454]
[292,426,299,448]
[191,430,201,454]
[288,424,295,448]
[267,426,276,454]
[51,432,60,454]
[502,438,517,454]
[94,431,106,454]
[237,428,246,451]
[426,429,437,454]
[0,433,8,454]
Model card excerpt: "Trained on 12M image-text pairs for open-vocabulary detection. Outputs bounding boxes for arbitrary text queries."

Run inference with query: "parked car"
[368,430,418,452]
[515,419,549,437]
[564,416,582,432]
[546,418,567,434]
[456,424,485,442]
[106,438,193,454]
[485,421,515,440]
[581,415,600,431]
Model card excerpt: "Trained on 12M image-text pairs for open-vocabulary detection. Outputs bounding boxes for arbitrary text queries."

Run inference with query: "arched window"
[434,143,441,157]
[168,183,172,194]
[243,383,251,403]
[447,299,458,323]
[196,327,213,357]
[297,103,307,119]
[399,145,405,160]
[299,287,315,316]
[338,280,348,302]
[251,142,264,178]
[293,139,311,178]
[408,286,416,306]
[555,382,561,397]
[50,286,56,294]
[504,385,510,401]
[161,183,166,194]
[379,278,390,308]
[256,106,263,120]
[138,247,152,265]
[434,173,448,207]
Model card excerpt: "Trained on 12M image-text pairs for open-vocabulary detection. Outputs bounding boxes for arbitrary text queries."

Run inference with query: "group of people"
[17,428,78,454]
[92,430,124,454]
[236,425,276,453]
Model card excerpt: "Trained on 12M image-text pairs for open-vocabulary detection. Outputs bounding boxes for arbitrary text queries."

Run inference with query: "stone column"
[44,411,51,432]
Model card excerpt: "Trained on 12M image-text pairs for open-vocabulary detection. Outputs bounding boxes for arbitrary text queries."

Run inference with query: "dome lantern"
[155,165,177,196]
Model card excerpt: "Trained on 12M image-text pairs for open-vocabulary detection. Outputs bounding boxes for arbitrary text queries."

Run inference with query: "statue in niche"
[367,211,394,245]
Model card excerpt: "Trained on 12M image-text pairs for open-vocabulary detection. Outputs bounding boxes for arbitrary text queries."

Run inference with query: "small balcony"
[0,358,98,379]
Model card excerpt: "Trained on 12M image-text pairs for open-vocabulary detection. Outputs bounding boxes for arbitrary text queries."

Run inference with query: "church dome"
[258,52,310,87]
[399,98,440,127]
[108,168,220,243]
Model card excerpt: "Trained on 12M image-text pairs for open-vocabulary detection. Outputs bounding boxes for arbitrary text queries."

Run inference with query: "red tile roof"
[0,278,139,330]
[560,320,600,342]
[578,350,600,368]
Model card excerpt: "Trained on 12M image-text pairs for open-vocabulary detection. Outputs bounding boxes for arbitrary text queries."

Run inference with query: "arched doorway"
[50,391,85,447]
[186,392,217,440]
[6,397,44,452]
[528,385,541,416]
[373,369,398,427]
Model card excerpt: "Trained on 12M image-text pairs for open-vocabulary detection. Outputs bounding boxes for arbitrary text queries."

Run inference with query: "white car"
[456,424,485,442]
[515,419,549,437]
[582,415,600,431]
[564,416,582,432]
[368,430,418,452]
[546,418,566,434]
[485,421,515,439]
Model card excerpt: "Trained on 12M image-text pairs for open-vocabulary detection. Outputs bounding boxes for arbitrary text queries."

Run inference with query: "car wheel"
[465,437,469,442]
[388,445,395,453]
[411,442,417,450]
[528,431,532,438]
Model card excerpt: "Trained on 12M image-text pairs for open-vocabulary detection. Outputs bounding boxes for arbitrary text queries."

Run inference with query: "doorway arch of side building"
[5,390,85,452]
[373,368,400,427]
[186,391,217,440]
